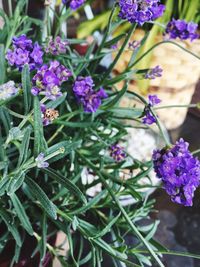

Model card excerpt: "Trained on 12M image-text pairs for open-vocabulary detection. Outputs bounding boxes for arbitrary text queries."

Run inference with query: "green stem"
[91,6,116,74]
[99,23,137,86]
[8,0,13,17]
[192,149,200,155]
[155,104,198,110]
[126,90,171,147]
[128,40,200,71]
[130,249,200,260]
[78,154,164,267]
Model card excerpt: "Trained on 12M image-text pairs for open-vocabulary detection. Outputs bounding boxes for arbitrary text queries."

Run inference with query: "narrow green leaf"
[0,177,9,196]
[43,168,87,204]
[110,107,143,119]
[10,193,33,235]
[46,93,67,109]
[46,140,82,163]
[0,207,22,247]
[22,64,32,114]
[7,172,25,195]
[101,83,127,110]
[70,190,106,215]
[39,213,47,261]
[33,97,45,157]
[93,213,121,239]
[54,120,98,128]
[17,127,31,167]
[0,44,5,85]
[25,176,57,220]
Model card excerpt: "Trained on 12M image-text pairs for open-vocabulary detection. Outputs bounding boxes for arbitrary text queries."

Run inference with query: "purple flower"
[128,40,140,50]
[40,104,59,126]
[31,60,72,99]
[45,36,68,55]
[165,19,199,41]
[145,65,163,79]
[142,110,156,125]
[142,95,161,124]
[110,144,126,162]
[118,0,165,25]
[35,153,49,168]
[62,0,85,10]
[6,35,43,71]
[73,76,107,112]
[148,94,161,106]
[0,81,19,100]
[153,138,200,206]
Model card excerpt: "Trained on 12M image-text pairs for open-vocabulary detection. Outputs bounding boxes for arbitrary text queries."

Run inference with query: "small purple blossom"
[111,43,118,50]
[153,138,200,206]
[62,0,85,10]
[6,34,43,71]
[168,19,199,40]
[118,0,165,25]
[145,66,163,79]
[45,36,68,55]
[31,60,72,100]
[142,95,161,125]
[110,144,126,162]
[142,110,156,125]
[128,40,141,50]
[73,76,108,113]
[35,153,49,168]
[148,94,161,106]
[0,81,19,100]
[165,19,199,41]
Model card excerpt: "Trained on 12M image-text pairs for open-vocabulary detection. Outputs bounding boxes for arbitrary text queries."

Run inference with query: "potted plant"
[0,0,200,266]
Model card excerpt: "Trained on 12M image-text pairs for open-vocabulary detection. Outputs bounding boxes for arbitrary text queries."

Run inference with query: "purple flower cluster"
[6,35,43,71]
[0,81,19,100]
[165,19,199,41]
[153,138,200,206]
[110,144,126,162]
[62,0,85,10]
[145,65,163,79]
[142,94,161,125]
[73,76,108,112]
[35,153,49,168]
[31,60,72,100]
[45,36,68,55]
[41,104,59,126]
[118,0,165,25]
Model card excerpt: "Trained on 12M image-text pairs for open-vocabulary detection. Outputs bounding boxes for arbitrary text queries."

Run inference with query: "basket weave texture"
[113,30,200,129]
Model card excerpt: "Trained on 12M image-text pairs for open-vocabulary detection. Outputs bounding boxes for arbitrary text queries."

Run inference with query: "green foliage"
[0,0,199,266]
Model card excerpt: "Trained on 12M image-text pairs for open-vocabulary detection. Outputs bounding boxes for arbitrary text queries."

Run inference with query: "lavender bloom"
[165,19,199,41]
[73,76,107,112]
[45,36,68,55]
[142,110,156,125]
[31,60,72,100]
[110,144,126,162]
[62,0,85,10]
[35,153,49,168]
[41,104,59,126]
[153,138,200,206]
[148,94,161,106]
[0,81,19,100]
[145,66,163,79]
[128,40,140,50]
[142,94,161,125]
[6,35,43,71]
[118,0,165,25]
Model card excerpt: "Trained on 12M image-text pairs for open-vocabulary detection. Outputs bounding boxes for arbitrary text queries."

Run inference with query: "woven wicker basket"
[113,30,200,130]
